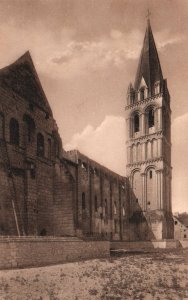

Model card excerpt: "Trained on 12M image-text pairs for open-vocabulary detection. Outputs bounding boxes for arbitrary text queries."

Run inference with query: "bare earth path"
[0,249,188,300]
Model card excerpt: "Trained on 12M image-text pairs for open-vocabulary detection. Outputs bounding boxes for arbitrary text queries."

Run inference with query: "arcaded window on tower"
[140,87,145,100]
[10,118,19,145]
[82,192,86,210]
[37,133,45,157]
[130,90,135,104]
[134,114,140,132]
[148,109,154,128]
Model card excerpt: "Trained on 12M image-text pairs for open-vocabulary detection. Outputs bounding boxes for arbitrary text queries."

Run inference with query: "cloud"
[156,30,186,51]
[49,29,143,78]
[65,115,126,176]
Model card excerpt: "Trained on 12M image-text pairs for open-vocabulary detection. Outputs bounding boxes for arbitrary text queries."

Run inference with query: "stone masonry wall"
[0,84,75,237]
[0,237,109,270]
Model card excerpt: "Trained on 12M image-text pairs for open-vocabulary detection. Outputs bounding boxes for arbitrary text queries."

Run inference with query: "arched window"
[104,199,108,216]
[134,114,139,133]
[122,204,125,217]
[47,139,51,159]
[82,192,85,210]
[149,170,152,179]
[114,201,117,215]
[130,90,135,104]
[94,195,97,212]
[140,88,145,101]
[37,133,44,157]
[10,118,19,145]
[148,109,154,128]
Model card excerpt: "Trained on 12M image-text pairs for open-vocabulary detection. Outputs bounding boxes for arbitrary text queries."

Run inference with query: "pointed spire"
[134,18,163,95]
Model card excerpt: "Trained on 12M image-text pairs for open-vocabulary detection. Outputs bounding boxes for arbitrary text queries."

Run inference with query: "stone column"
[141,173,146,211]
[157,138,162,157]
[157,170,164,210]
[156,171,159,209]
[154,108,158,132]
[141,113,145,136]
[158,107,163,131]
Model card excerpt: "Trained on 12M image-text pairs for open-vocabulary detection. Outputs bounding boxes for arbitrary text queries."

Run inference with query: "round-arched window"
[10,118,19,145]
[134,114,140,132]
[148,108,154,128]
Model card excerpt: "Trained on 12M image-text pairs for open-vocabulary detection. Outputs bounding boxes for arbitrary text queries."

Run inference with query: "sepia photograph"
[0,0,188,299]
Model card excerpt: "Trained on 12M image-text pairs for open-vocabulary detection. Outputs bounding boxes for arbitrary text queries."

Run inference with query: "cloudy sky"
[0,0,188,212]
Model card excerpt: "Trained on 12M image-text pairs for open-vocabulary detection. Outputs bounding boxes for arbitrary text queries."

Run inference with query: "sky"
[0,0,187,212]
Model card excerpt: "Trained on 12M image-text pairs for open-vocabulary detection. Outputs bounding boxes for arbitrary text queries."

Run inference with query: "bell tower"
[125,19,174,240]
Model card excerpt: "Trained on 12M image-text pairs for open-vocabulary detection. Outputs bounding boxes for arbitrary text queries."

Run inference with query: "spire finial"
[146,9,151,22]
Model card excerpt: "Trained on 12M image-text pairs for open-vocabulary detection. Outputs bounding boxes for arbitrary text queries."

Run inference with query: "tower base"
[129,210,174,241]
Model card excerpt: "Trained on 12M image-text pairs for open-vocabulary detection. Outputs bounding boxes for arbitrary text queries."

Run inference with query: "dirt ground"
[0,249,188,300]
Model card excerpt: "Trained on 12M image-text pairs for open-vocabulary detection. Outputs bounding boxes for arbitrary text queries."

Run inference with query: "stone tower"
[125,19,174,240]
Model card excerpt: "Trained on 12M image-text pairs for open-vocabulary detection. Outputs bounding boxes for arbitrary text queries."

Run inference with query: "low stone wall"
[0,237,110,270]
[111,239,179,251]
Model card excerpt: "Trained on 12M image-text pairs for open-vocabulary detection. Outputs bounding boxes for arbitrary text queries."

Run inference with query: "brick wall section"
[0,237,110,270]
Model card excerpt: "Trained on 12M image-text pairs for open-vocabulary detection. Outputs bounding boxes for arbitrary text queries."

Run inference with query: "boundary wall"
[110,239,182,250]
[0,237,109,270]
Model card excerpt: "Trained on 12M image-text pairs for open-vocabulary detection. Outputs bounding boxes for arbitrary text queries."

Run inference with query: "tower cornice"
[125,92,171,111]
[126,156,172,169]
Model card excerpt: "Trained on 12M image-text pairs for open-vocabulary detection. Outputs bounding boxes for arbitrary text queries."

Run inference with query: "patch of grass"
[88,288,98,296]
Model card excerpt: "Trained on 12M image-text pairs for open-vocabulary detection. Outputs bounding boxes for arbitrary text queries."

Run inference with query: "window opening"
[148,109,154,128]
[114,201,117,215]
[149,170,152,179]
[94,196,97,212]
[134,114,139,132]
[10,118,19,145]
[82,192,86,210]
[140,88,145,100]
[122,205,125,217]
